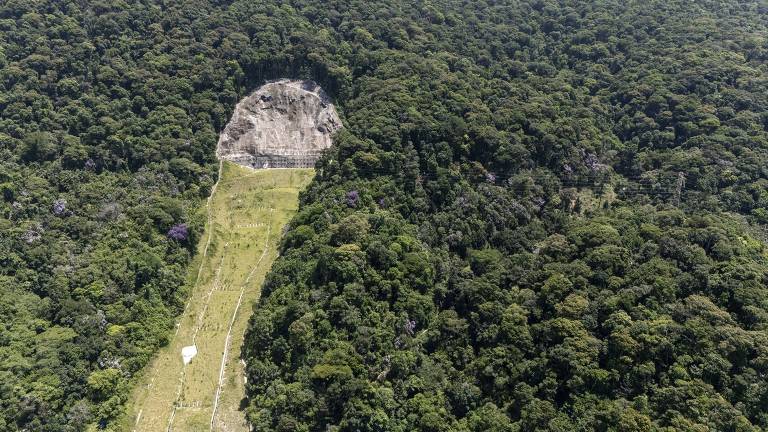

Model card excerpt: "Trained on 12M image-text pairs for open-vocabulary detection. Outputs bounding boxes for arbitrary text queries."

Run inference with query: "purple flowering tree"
[167,223,188,241]
[346,190,360,207]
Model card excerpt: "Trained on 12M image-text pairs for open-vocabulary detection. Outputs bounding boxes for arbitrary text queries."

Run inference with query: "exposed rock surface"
[216,79,342,168]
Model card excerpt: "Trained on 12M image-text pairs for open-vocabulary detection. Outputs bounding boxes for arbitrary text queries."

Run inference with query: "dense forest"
[2,0,768,431]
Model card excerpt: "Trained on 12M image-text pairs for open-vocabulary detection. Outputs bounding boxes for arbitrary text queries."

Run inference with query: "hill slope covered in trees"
[239,1,768,431]
[2,0,768,431]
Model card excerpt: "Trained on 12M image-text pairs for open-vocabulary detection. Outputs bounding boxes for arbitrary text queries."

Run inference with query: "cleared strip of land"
[123,162,313,431]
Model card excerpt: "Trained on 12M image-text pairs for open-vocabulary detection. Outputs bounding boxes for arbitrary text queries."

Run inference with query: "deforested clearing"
[123,163,313,431]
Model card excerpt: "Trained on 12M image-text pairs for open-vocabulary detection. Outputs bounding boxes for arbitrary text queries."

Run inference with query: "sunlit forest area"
[2,0,768,430]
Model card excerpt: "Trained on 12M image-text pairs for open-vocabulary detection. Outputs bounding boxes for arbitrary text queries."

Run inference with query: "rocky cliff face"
[216,79,342,169]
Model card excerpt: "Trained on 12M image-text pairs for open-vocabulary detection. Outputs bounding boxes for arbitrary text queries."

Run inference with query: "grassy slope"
[122,163,313,431]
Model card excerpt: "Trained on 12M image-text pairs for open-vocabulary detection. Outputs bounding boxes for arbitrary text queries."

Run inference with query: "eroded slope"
[125,163,313,431]
[216,79,342,169]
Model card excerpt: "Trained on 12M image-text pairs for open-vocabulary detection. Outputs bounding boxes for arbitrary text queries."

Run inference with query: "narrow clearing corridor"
[126,163,313,431]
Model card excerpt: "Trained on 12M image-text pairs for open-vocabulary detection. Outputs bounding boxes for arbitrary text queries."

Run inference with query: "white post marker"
[181,345,198,365]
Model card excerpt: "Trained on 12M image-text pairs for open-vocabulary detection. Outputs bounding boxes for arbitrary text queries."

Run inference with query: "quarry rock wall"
[216,79,342,169]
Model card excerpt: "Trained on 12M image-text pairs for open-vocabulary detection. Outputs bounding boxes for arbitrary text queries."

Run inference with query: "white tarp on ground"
[181,345,197,365]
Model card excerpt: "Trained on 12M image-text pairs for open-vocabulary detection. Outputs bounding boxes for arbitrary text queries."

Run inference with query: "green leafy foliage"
[234,1,768,431]
[4,0,768,430]
[0,1,236,430]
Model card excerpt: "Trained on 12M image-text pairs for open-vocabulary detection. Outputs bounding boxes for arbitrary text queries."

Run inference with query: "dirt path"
[123,163,313,431]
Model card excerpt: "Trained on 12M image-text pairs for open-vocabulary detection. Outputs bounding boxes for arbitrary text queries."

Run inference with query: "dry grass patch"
[121,163,313,432]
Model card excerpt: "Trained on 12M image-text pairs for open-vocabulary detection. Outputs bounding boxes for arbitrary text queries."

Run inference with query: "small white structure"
[181,345,197,365]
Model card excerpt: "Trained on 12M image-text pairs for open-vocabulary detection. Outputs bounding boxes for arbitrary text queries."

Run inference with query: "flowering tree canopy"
[167,223,188,241]
[346,190,359,207]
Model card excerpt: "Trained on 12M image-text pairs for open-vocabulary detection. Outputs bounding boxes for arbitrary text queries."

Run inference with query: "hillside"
[239,1,768,431]
[125,162,312,432]
[1,0,768,431]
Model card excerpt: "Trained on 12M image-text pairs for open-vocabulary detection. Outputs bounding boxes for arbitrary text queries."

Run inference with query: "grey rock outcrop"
[216,79,342,169]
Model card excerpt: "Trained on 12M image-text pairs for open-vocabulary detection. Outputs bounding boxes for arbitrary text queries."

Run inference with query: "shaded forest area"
[2,0,768,431]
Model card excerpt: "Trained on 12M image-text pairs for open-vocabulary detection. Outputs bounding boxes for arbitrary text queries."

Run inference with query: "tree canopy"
[2,0,768,431]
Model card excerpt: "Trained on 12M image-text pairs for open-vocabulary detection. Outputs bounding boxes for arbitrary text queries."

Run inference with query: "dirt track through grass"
[124,163,313,431]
